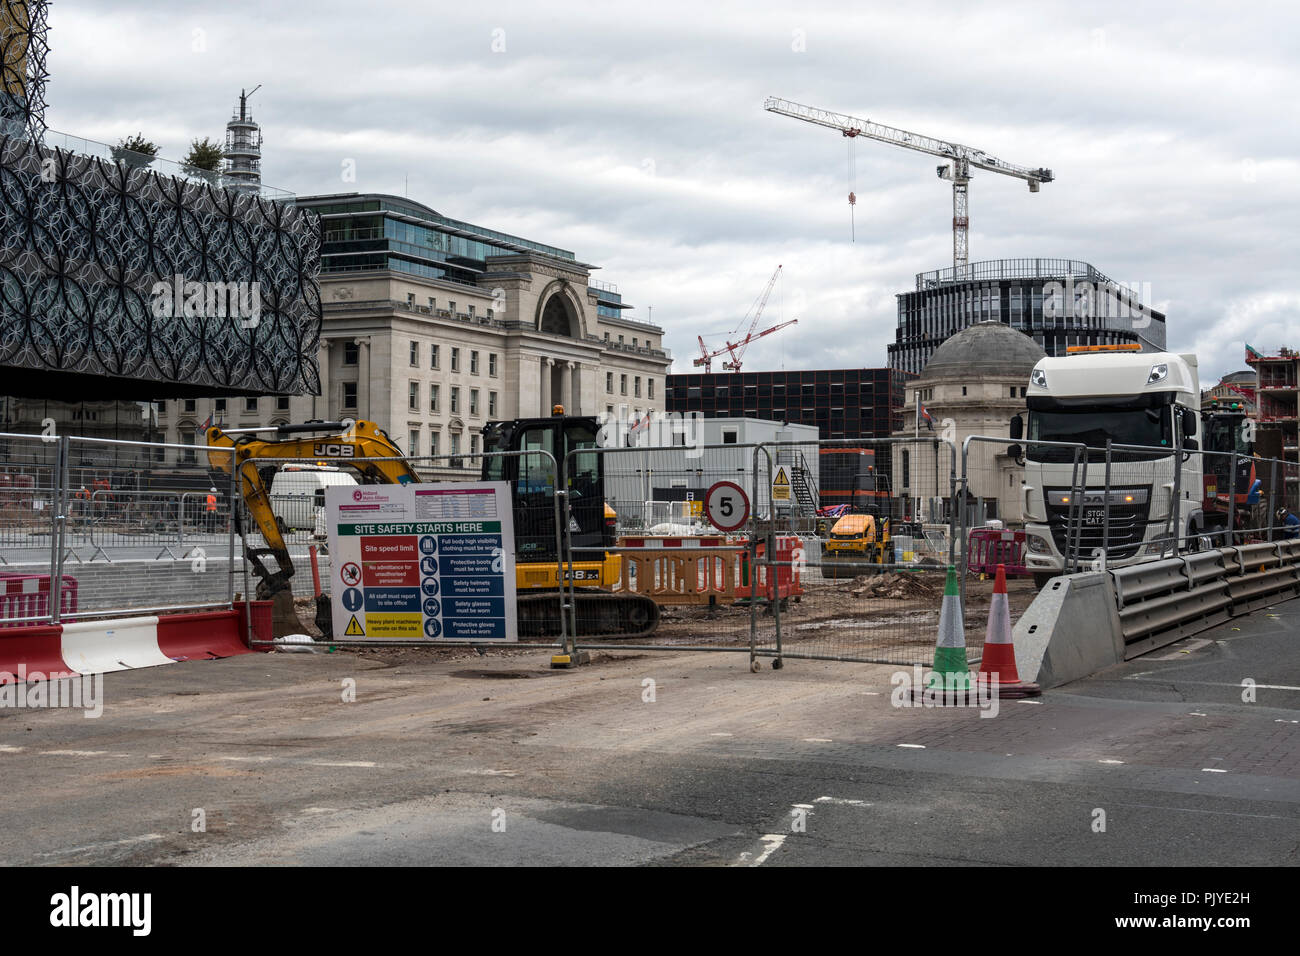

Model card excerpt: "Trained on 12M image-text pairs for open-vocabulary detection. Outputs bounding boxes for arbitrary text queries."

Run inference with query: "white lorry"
[1010,345,1205,586]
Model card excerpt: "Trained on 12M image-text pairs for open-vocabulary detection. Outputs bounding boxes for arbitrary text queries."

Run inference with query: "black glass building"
[890,258,1167,375]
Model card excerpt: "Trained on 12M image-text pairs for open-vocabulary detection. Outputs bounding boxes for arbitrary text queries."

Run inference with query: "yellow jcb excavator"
[206,415,659,639]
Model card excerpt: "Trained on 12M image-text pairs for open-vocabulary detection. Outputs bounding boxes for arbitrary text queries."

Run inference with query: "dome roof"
[919,321,1046,381]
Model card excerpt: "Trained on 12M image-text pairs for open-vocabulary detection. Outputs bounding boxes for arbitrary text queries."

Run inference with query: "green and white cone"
[927,565,971,691]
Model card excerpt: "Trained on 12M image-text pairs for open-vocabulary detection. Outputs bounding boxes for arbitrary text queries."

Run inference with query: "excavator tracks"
[518,590,660,641]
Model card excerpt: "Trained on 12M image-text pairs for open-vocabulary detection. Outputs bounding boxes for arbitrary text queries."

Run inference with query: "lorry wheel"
[1032,572,1056,589]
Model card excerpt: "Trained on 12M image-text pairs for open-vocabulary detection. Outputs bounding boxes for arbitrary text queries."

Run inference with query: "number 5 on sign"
[704,480,750,533]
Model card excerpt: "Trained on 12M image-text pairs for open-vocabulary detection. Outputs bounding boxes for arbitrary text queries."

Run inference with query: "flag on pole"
[919,403,934,432]
[197,413,213,434]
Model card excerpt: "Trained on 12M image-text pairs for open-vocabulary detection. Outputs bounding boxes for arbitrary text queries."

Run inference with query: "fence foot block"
[551,651,591,669]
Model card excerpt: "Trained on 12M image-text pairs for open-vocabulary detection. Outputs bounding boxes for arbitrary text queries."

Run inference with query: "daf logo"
[313,443,355,457]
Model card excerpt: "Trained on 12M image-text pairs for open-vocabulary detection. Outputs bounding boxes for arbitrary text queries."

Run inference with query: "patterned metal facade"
[0,0,321,400]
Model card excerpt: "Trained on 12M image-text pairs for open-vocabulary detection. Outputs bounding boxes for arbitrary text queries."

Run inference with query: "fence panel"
[0,433,61,624]
[0,433,240,623]
[966,434,1300,584]
[63,437,239,618]
[752,437,969,666]
[568,442,770,654]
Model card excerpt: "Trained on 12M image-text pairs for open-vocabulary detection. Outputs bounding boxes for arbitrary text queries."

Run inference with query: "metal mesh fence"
[962,434,1300,581]
[753,438,963,666]
[0,433,239,623]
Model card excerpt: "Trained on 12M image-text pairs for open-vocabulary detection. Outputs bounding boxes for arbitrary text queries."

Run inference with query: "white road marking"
[1201,768,1228,773]
[1125,677,1300,691]
[1188,712,1208,717]
[306,760,377,768]
[1099,759,1125,765]
[217,755,274,763]
[897,743,926,749]
[1112,802,1294,821]
[710,732,733,737]
[0,744,24,753]
[803,737,833,743]
[750,834,787,866]
[1275,719,1299,724]
[814,796,870,806]
[40,750,108,757]
[1017,700,1043,705]
[37,833,163,858]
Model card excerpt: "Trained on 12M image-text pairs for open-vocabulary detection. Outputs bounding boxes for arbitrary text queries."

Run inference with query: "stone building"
[892,321,1046,525]
[160,193,670,472]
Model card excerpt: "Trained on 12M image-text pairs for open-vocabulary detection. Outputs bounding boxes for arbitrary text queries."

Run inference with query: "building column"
[568,361,581,414]
[355,337,371,421]
[540,357,552,417]
[560,361,573,415]
[316,338,333,420]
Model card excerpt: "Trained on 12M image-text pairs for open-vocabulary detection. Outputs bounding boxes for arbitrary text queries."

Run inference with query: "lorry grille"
[1046,499,1151,560]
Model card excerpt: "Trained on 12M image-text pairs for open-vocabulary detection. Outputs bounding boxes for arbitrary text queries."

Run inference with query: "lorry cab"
[1015,345,1203,581]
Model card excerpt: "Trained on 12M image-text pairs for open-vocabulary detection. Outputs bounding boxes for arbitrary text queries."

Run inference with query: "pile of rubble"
[850,572,938,600]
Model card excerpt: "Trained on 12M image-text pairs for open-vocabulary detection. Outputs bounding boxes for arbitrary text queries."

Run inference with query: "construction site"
[0,0,1295,903]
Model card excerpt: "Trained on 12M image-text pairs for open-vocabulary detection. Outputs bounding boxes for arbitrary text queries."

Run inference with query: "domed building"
[891,321,1046,526]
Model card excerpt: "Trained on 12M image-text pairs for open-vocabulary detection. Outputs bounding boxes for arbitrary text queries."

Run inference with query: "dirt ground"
[293,569,1040,664]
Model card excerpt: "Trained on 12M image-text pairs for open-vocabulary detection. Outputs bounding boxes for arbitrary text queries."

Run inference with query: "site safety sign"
[772,466,791,502]
[325,482,518,642]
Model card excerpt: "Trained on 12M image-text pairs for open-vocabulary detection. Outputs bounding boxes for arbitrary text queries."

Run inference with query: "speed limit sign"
[704,480,750,532]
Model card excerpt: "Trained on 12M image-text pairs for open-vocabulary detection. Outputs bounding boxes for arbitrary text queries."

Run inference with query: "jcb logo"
[313,444,356,457]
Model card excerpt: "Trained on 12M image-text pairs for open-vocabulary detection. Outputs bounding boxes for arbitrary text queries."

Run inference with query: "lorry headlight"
[1031,369,1047,388]
[1147,363,1168,385]
[1026,534,1050,554]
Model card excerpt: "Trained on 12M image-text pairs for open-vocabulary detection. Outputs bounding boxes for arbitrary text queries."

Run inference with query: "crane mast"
[764,96,1053,272]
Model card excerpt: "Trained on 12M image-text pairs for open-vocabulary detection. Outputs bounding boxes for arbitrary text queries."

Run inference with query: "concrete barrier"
[1012,573,1125,688]
[1013,543,1300,689]
[0,608,254,682]
[60,616,173,674]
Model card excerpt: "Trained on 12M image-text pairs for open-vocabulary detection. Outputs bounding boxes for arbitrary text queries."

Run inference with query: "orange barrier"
[736,535,805,603]
[617,535,744,606]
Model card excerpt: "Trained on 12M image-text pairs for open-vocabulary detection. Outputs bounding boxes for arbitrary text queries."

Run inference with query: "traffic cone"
[976,564,1040,698]
[914,565,971,702]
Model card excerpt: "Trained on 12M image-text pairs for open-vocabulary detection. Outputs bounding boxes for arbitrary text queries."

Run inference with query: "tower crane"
[695,265,797,373]
[763,96,1054,272]
[695,319,799,373]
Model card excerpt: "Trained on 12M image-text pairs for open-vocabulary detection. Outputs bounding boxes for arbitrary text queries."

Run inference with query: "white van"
[269,466,358,535]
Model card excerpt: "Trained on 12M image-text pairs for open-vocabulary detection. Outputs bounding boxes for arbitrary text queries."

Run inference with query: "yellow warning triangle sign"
[344,615,365,636]
[773,467,790,487]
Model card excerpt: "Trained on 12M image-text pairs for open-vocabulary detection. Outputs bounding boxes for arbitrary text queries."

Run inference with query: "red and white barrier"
[619,535,735,548]
[0,609,255,683]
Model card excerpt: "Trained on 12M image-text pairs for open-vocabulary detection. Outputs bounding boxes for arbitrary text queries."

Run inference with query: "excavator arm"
[206,420,422,634]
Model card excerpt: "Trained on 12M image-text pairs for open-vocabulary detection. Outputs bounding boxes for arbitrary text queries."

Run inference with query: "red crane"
[694,266,797,372]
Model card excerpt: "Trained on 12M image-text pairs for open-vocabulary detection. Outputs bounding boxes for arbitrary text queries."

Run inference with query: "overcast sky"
[41,0,1300,384]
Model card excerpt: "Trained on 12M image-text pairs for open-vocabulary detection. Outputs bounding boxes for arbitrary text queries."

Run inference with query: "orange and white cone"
[976,564,1040,698]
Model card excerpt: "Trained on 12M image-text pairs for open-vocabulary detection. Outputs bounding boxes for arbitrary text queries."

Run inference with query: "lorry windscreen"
[1027,407,1171,462]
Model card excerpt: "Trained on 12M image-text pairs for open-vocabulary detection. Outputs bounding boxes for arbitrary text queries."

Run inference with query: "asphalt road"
[0,600,1296,866]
